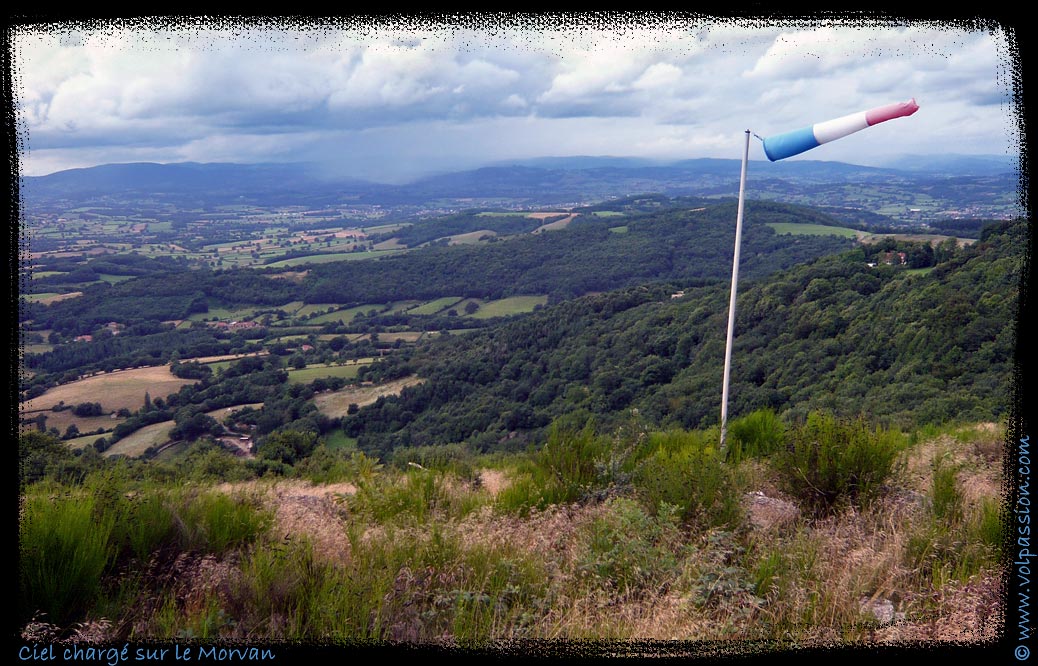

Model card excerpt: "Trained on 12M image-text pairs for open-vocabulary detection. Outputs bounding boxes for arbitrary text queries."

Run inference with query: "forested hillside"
[23,199,853,334]
[347,219,1023,455]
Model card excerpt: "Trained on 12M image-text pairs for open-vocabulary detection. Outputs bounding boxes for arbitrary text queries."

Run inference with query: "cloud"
[11,20,1018,178]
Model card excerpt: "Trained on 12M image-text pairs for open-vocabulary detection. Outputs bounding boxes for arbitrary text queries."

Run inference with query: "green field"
[205,360,236,373]
[97,274,135,284]
[277,301,307,314]
[103,420,175,458]
[608,226,629,234]
[387,300,422,314]
[266,250,405,268]
[361,223,410,234]
[766,223,859,238]
[323,429,358,451]
[22,292,63,302]
[593,211,624,217]
[906,267,936,276]
[306,304,383,325]
[64,433,108,451]
[296,303,348,318]
[445,230,497,244]
[469,295,549,319]
[286,364,365,384]
[188,305,264,322]
[409,297,464,315]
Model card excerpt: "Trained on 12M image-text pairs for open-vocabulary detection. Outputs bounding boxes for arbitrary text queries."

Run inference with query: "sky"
[10,15,1021,183]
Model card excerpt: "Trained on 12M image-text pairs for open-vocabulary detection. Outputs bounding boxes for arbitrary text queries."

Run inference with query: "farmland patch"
[103,420,175,458]
[20,366,196,414]
[313,375,425,418]
[766,223,859,238]
[469,295,548,319]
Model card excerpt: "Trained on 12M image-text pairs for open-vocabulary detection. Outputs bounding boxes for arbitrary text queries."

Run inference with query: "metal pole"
[719,129,751,455]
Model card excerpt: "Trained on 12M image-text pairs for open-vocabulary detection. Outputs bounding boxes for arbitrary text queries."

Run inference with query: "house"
[879,251,907,266]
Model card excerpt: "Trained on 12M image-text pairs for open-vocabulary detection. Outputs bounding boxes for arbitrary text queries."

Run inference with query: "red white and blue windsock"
[762,99,919,162]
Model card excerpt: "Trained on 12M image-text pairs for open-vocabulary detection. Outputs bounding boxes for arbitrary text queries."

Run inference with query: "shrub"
[494,422,616,515]
[630,429,742,528]
[725,408,785,463]
[390,443,476,480]
[578,497,683,601]
[774,412,906,515]
[535,421,614,500]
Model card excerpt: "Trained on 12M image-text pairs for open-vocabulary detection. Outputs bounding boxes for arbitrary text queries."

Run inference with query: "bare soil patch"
[215,480,357,564]
[313,376,425,419]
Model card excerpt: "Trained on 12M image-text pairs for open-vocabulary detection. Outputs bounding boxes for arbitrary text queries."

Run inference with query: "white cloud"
[11,19,1018,177]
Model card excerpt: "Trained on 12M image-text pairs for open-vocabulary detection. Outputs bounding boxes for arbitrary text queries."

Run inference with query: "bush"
[389,443,476,480]
[774,412,906,515]
[535,421,615,501]
[725,408,785,463]
[578,497,683,601]
[630,429,742,528]
[494,422,617,515]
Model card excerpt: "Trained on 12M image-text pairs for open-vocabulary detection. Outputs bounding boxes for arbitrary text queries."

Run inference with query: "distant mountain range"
[18,154,1020,213]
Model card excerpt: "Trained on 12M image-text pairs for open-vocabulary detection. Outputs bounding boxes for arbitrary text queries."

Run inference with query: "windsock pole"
[719,129,750,456]
[719,100,918,455]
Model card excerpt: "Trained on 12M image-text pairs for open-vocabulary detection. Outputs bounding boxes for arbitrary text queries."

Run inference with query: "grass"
[18,415,1004,647]
[19,410,124,438]
[19,475,273,628]
[323,429,357,451]
[103,420,175,457]
[765,222,859,238]
[20,366,195,414]
[312,376,424,417]
[20,489,115,625]
[445,230,498,244]
[97,274,135,284]
[22,292,83,304]
[305,304,381,325]
[409,296,463,315]
[468,295,548,319]
[187,305,263,322]
[286,363,364,384]
[265,250,405,268]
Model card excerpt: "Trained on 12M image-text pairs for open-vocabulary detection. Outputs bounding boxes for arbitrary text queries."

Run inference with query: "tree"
[19,431,73,486]
[256,430,318,465]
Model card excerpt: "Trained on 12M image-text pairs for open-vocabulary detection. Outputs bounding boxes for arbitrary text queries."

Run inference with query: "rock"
[860,597,903,625]
[744,491,800,530]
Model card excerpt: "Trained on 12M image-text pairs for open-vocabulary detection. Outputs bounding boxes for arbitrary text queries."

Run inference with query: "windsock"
[762,99,919,162]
